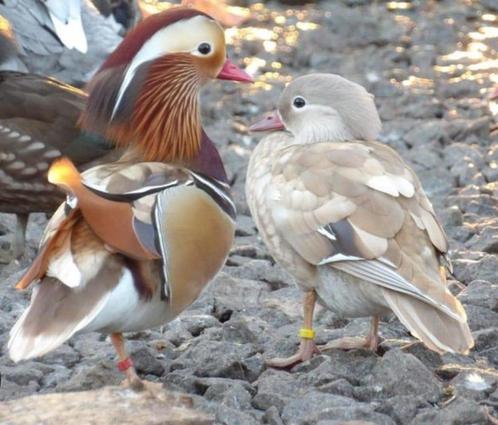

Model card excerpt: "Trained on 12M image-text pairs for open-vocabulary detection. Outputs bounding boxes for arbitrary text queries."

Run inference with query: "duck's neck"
[115,55,203,163]
[187,129,228,182]
[85,53,228,181]
[123,128,227,182]
[295,117,354,144]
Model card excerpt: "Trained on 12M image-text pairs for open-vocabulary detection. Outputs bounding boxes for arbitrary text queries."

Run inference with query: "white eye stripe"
[111,15,214,119]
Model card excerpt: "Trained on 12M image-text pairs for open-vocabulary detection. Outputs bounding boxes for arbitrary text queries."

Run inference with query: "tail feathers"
[48,157,82,189]
[383,289,474,355]
[8,280,110,362]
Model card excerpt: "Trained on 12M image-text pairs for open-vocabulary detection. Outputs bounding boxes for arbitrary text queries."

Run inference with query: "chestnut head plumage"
[80,7,252,163]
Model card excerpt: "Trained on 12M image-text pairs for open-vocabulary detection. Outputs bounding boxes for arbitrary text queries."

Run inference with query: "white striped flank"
[153,190,171,300]
[191,172,236,218]
[328,259,462,322]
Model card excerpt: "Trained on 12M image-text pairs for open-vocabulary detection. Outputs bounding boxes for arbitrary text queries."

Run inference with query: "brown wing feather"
[268,140,453,310]
[16,207,81,290]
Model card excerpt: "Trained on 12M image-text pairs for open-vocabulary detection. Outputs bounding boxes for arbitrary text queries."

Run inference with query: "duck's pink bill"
[217,59,253,83]
[249,110,285,132]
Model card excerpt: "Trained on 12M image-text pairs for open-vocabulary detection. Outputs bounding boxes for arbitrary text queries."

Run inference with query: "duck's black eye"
[198,43,212,55]
[293,96,306,108]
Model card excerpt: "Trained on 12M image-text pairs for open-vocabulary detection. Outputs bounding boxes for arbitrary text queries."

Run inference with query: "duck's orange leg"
[266,291,320,368]
[110,332,144,391]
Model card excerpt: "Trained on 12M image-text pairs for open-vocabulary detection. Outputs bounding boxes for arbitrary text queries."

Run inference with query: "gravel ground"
[1,1,498,424]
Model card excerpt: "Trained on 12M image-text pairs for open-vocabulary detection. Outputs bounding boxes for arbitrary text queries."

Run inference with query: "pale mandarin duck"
[0,0,122,84]
[8,7,252,389]
[246,74,473,367]
[0,16,113,259]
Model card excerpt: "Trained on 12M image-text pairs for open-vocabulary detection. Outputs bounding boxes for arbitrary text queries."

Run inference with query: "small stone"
[451,371,495,401]
[411,397,487,424]
[220,383,253,410]
[440,205,463,227]
[129,342,165,377]
[452,255,498,285]
[177,314,220,337]
[459,280,498,311]
[0,364,44,387]
[253,369,304,412]
[262,406,284,425]
[281,391,396,425]
[170,339,258,381]
[215,405,259,425]
[56,361,122,392]
[465,227,498,254]
[366,349,441,402]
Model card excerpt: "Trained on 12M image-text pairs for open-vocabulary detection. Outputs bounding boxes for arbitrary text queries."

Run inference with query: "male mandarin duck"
[8,7,252,389]
[0,16,113,259]
[0,0,122,84]
[246,74,473,367]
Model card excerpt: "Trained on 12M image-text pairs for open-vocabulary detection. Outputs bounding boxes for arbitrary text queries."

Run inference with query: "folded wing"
[268,140,472,353]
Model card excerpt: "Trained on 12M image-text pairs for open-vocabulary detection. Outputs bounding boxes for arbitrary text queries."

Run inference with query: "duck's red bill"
[217,59,253,83]
[249,110,285,132]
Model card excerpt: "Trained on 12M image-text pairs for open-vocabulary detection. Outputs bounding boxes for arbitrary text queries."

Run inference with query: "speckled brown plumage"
[0,71,114,257]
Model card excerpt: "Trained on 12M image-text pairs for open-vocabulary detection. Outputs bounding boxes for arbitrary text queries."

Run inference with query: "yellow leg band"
[299,327,315,339]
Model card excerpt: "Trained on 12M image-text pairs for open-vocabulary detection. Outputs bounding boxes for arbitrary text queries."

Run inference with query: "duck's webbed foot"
[320,316,380,352]
[266,337,320,368]
[267,291,320,368]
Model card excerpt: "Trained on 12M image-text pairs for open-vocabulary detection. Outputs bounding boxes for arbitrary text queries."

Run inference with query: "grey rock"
[366,349,441,401]
[410,397,487,424]
[170,339,258,381]
[253,369,305,412]
[404,121,446,148]
[440,205,463,227]
[37,344,80,369]
[445,117,491,144]
[481,0,498,12]
[41,365,72,389]
[177,314,221,337]
[281,391,396,425]
[316,378,354,398]
[452,255,498,284]
[0,364,44,387]
[0,378,39,402]
[56,361,122,392]
[236,214,257,237]
[438,79,482,99]
[128,342,165,377]
[450,158,484,187]
[220,383,253,410]
[464,305,498,331]
[451,370,496,401]
[297,350,378,387]
[215,405,260,425]
[225,259,291,290]
[263,406,285,425]
[465,227,498,254]
[377,395,433,425]
[460,280,498,310]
